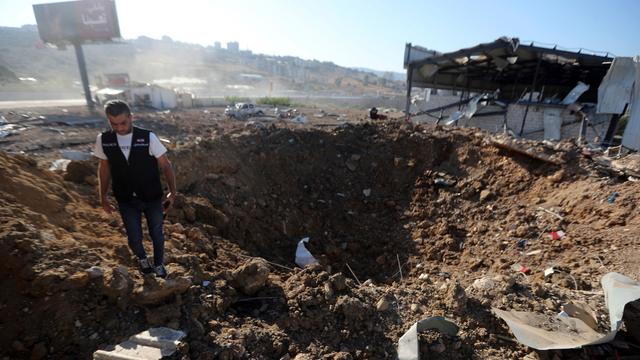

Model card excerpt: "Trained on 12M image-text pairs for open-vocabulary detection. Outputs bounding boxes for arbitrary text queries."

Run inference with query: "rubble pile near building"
[1,108,639,359]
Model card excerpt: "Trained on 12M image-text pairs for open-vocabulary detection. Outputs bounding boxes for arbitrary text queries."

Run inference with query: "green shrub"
[224,96,251,105]
[257,97,291,106]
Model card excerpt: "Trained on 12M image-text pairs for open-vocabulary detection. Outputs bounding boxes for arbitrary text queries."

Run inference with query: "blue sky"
[1,0,639,72]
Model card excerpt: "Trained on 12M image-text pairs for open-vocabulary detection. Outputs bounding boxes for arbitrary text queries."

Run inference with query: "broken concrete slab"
[490,135,565,165]
[93,327,186,360]
[129,327,186,349]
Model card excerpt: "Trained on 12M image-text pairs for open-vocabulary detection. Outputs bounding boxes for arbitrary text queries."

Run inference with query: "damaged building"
[404,37,639,150]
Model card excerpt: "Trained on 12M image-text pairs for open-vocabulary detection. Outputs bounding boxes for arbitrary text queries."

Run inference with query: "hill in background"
[0,25,404,99]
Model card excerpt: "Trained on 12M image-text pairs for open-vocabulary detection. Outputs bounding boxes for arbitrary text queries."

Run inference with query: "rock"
[191,197,229,230]
[544,298,556,310]
[376,298,390,312]
[230,259,270,295]
[548,170,564,183]
[479,189,492,202]
[86,266,105,279]
[323,282,335,300]
[471,276,495,291]
[133,276,192,305]
[84,175,98,186]
[430,342,446,353]
[293,354,314,360]
[64,160,94,184]
[167,222,185,234]
[12,340,25,352]
[332,351,353,360]
[30,268,65,296]
[345,160,357,172]
[410,303,420,312]
[30,342,47,360]
[445,281,467,313]
[183,206,196,222]
[335,296,367,322]
[329,273,347,291]
[63,271,89,289]
[532,283,547,297]
[102,266,132,301]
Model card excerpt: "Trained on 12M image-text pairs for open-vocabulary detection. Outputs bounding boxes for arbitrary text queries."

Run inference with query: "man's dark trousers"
[118,197,164,266]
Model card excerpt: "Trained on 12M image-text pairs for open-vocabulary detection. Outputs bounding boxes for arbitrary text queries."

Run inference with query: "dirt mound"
[1,122,640,359]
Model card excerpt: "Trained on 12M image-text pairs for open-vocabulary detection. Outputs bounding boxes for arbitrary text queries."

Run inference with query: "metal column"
[73,41,94,110]
[601,105,628,147]
[519,56,543,136]
[405,65,414,119]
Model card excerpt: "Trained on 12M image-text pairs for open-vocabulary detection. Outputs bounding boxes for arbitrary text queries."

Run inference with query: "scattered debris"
[490,135,565,165]
[547,230,566,240]
[607,191,619,203]
[294,237,318,268]
[494,272,640,350]
[511,263,531,274]
[48,158,72,171]
[397,317,459,360]
[60,150,91,161]
[544,267,555,277]
[291,115,309,124]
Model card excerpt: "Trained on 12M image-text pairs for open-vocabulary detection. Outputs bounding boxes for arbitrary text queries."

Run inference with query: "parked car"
[224,103,264,119]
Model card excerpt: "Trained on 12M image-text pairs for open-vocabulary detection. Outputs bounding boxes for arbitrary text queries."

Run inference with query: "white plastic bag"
[295,237,318,268]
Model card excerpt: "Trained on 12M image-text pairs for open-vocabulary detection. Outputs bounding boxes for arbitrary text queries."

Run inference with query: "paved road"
[0,99,86,110]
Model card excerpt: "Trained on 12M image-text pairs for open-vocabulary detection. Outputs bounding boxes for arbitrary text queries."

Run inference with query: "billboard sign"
[33,0,120,44]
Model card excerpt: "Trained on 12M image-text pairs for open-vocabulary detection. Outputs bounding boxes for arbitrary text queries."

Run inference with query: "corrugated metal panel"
[621,57,640,151]
[597,57,635,114]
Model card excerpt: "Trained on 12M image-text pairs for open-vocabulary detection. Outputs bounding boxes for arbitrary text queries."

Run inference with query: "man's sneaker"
[138,258,154,274]
[154,265,167,279]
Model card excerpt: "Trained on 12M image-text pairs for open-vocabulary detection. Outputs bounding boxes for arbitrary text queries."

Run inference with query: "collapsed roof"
[404,37,614,102]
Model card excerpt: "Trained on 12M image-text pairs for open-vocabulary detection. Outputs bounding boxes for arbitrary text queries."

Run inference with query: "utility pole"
[73,41,95,110]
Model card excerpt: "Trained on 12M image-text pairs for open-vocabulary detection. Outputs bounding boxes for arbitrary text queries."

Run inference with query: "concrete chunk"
[129,327,186,349]
[93,327,186,360]
[93,341,165,360]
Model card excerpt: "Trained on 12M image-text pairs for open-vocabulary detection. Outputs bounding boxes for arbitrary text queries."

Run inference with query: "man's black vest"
[101,126,163,203]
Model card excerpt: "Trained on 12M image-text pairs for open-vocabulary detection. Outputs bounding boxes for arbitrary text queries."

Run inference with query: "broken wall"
[413,99,609,143]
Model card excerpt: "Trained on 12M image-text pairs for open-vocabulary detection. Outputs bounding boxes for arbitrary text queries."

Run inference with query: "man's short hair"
[104,100,131,117]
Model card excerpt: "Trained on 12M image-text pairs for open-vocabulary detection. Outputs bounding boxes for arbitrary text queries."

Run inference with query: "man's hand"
[157,154,177,212]
[163,192,176,211]
[102,198,117,214]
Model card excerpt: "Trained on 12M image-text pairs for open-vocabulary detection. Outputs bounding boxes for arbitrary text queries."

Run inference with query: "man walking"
[94,100,176,278]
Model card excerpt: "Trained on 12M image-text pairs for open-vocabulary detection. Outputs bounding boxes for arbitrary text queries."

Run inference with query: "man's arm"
[157,154,177,207]
[98,159,116,214]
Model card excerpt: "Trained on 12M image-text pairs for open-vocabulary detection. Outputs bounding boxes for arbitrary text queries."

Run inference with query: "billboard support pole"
[73,41,94,110]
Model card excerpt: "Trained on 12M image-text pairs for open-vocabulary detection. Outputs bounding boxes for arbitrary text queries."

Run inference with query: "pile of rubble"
[1,118,639,359]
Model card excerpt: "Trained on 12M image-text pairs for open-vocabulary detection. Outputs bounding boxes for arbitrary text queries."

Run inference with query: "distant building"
[227,41,239,52]
[214,41,221,49]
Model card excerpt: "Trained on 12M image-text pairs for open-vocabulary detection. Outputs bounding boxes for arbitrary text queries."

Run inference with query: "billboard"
[33,0,120,44]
